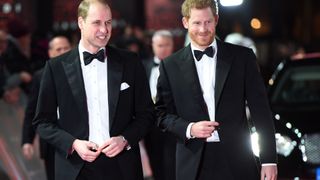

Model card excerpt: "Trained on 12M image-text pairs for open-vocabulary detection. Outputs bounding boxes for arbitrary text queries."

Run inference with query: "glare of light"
[268,79,274,85]
[275,133,296,157]
[61,21,69,30]
[297,133,302,138]
[220,0,243,7]
[286,123,292,129]
[15,3,22,13]
[3,3,12,14]
[251,18,261,30]
[251,132,260,157]
[274,114,280,120]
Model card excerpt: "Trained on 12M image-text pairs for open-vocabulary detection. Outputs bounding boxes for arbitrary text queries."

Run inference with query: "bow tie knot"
[83,49,105,65]
[194,46,214,61]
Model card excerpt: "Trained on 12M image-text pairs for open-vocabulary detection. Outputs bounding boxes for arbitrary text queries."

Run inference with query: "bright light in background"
[220,0,243,7]
[251,18,261,29]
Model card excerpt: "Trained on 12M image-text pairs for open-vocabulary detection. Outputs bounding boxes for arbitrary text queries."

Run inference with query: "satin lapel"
[106,47,123,128]
[215,40,232,108]
[178,45,208,114]
[62,48,88,117]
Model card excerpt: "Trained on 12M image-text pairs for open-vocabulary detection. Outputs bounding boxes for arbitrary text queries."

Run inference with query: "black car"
[267,53,320,179]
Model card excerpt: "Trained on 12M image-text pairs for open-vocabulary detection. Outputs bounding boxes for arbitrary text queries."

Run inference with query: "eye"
[105,20,112,26]
[193,21,201,25]
[92,21,100,25]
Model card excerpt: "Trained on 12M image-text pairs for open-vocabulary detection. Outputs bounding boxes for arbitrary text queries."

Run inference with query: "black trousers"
[196,142,234,180]
[44,147,55,180]
[76,155,123,180]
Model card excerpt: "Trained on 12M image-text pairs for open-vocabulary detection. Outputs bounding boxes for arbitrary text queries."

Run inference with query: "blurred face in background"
[182,7,218,50]
[48,36,71,58]
[78,1,112,53]
[152,36,174,60]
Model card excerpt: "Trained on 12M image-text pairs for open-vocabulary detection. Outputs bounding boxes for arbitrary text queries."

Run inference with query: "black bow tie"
[83,49,105,65]
[194,46,214,61]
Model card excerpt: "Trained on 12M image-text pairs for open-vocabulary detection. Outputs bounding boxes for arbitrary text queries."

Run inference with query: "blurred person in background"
[155,0,278,179]
[1,18,46,96]
[224,22,257,55]
[143,30,176,180]
[21,35,71,180]
[0,29,30,104]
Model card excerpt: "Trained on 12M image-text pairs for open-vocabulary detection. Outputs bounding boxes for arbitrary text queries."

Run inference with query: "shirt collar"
[190,39,217,60]
[78,40,106,65]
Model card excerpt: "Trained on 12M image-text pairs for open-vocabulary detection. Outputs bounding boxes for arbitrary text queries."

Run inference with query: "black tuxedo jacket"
[22,69,53,160]
[156,40,277,180]
[33,45,154,180]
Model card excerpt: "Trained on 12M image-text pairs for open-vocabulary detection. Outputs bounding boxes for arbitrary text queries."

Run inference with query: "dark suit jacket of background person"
[0,60,5,97]
[142,58,176,180]
[156,39,277,180]
[33,45,154,180]
[21,68,55,180]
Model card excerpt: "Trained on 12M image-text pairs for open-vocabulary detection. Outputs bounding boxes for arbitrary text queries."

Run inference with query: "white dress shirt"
[149,57,161,101]
[79,42,110,146]
[186,39,220,142]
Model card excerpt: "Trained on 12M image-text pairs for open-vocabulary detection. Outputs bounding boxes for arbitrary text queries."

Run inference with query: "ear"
[78,16,84,30]
[182,17,189,29]
[214,15,219,26]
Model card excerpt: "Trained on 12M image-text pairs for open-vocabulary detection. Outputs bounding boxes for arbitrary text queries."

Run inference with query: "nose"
[100,24,109,33]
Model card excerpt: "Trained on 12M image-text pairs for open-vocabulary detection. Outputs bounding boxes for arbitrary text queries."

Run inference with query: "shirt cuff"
[261,163,277,166]
[186,122,195,139]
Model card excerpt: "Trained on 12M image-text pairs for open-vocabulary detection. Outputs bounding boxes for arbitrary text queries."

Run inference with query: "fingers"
[22,144,34,160]
[100,137,126,157]
[73,139,100,162]
[87,141,99,152]
[102,143,121,157]
[191,120,220,138]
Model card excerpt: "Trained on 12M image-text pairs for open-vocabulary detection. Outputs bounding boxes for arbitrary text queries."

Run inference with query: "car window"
[271,66,320,104]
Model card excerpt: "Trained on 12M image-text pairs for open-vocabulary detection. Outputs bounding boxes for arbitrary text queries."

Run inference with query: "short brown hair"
[181,0,218,18]
[78,0,109,20]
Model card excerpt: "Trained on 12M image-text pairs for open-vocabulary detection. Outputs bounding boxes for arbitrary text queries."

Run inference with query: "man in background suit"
[21,35,71,180]
[155,0,278,180]
[33,0,154,179]
[143,30,176,180]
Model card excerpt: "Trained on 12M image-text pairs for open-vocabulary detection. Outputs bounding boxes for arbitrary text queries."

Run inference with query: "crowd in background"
[0,12,313,180]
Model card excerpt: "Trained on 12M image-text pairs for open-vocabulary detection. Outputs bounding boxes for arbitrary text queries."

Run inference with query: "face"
[48,37,71,58]
[78,2,112,53]
[152,36,174,60]
[182,7,218,50]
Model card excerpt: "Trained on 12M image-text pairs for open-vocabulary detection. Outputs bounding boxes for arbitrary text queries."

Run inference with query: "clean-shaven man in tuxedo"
[21,35,71,180]
[155,0,278,180]
[33,0,154,180]
[143,30,176,180]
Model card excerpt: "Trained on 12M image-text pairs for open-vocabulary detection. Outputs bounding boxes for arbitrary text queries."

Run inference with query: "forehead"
[189,7,214,19]
[154,36,172,42]
[86,2,112,20]
[52,38,69,47]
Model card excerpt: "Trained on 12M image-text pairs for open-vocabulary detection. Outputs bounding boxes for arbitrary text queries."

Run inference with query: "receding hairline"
[78,0,111,19]
[152,30,173,43]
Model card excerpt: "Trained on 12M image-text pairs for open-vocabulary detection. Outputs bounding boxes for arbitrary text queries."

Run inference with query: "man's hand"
[191,121,219,138]
[72,139,100,162]
[99,136,128,158]
[22,143,34,160]
[261,165,277,180]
